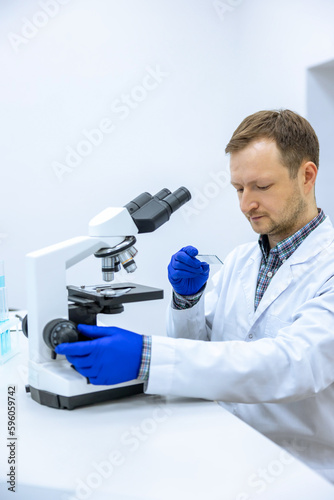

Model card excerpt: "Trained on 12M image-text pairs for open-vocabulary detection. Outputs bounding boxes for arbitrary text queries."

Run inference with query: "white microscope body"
[25,187,191,409]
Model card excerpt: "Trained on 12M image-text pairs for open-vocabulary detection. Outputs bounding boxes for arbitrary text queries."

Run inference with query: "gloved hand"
[168,245,210,296]
[54,325,143,386]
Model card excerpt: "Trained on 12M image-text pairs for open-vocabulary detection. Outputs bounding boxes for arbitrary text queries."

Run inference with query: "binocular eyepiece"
[125,186,191,233]
[95,187,191,282]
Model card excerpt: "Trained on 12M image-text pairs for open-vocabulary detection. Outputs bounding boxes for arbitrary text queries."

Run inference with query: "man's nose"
[239,190,259,214]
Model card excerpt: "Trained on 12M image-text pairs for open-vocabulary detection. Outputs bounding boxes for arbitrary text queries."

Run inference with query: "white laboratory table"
[1,334,334,500]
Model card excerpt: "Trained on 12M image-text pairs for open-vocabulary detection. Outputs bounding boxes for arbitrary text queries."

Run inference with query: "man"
[56,110,334,482]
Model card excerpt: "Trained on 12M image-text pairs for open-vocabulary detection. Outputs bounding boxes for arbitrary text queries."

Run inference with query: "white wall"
[307,60,334,219]
[1,0,334,334]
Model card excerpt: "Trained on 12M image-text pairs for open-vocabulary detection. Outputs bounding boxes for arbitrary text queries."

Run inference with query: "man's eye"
[236,188,243,193]
[257,185,271,190]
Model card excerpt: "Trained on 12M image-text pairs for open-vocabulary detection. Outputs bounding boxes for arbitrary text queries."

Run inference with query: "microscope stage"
[67,282,163,306]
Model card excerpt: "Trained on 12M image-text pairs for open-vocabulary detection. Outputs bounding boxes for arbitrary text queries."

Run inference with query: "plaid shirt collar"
[258,209,326,263]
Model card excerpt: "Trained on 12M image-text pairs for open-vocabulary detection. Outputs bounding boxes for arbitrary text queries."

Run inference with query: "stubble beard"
[250,189,308,241]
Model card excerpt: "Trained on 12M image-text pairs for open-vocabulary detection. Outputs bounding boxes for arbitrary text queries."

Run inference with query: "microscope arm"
[27,235,126,364]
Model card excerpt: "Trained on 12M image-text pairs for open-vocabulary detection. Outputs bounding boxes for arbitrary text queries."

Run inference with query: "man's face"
[230,139,307,247]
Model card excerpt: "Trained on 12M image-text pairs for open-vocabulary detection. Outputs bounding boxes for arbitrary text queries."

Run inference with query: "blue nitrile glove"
[54,325,143,386]
[168,245,210,296]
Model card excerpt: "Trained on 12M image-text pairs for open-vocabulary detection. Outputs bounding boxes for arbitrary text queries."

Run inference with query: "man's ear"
[301,161,318,194]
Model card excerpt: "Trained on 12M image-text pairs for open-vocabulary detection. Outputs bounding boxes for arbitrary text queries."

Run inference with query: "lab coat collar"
[240,215,334,324]
[284,215,334,265]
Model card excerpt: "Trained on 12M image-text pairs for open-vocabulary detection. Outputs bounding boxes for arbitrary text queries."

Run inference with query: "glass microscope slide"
[197,255,223,266]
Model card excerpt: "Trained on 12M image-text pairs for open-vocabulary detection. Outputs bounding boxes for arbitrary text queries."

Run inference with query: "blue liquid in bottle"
[0,260,10,357]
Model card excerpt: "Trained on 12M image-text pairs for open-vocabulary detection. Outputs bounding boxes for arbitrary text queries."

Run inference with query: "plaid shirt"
[137,336,152,382]
[255,209,325,310]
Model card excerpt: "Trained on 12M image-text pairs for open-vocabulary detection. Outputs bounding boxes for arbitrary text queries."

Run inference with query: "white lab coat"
[145,216,334,482]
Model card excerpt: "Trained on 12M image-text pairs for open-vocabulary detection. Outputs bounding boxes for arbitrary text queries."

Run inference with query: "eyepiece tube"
[162,187,191,213]
[153,188,171,200]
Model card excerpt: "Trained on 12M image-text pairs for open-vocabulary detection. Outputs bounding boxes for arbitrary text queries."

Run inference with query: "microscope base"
[27,383,144,410]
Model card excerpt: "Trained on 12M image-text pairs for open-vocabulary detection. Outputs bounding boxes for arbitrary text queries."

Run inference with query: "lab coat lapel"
[238,243,293,323]
[249,216,334,325]
[251,264,293,322]
[238,246,262,321]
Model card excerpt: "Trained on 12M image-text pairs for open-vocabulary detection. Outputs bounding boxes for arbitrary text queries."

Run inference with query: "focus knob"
[43,319,79,350]
[22,315,28,338]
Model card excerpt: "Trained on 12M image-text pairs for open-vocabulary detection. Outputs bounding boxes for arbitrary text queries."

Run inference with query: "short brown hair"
[225,109,319,178]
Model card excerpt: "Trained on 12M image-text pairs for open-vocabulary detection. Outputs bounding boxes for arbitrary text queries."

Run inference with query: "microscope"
[23,187,191,409]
